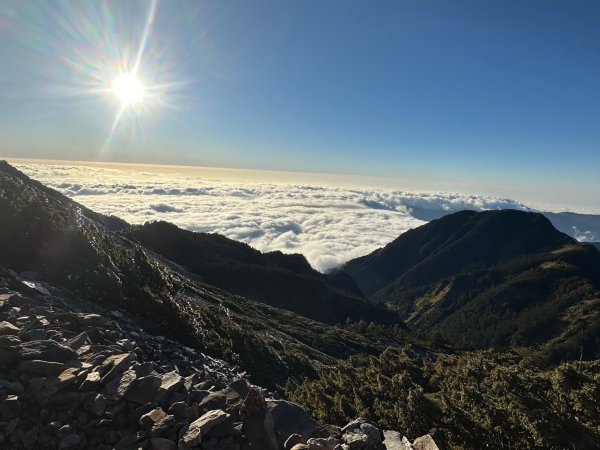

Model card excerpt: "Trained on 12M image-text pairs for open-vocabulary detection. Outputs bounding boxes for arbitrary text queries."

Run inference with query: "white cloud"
[17,163,550,272]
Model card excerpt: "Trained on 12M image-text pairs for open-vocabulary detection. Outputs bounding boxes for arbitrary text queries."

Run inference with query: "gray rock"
[341,418,382,450]
[228,378,251,398]
[79,371,102,390]
[18,359,64,376]
[383,431,412,450]
[105,368,137,399]
[0,335,22,367]
[21,339,77,362]
[412,434,439,450]
[307,436,340,449]
[21,328,47,341]
[158,370,183,397]
[0,320,19,336]
[57,367,79,387]
[310,425,343,440]
[139,407,176,437]
[65,332,89,350]
[198,387,242,413]
[168,401,193,420]
[182,409,231,447]
[132,361,154,377]
[99,353,133,383]
[125,375,162,404]
[265,400,318,450]
[241,387,274,449]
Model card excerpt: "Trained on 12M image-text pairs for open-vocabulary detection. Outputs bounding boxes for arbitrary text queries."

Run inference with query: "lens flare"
[0,0,193,156]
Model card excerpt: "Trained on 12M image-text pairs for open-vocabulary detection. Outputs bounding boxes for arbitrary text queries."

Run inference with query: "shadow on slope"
[123,221,393,325]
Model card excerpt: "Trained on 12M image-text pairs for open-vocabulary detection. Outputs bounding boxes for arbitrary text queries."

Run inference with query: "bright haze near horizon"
[0,1,599,269]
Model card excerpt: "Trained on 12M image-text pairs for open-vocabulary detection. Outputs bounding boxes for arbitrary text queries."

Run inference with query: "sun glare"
[111,73,146,106]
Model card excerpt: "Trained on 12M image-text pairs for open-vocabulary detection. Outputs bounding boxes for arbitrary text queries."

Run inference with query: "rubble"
[0,278,440,450]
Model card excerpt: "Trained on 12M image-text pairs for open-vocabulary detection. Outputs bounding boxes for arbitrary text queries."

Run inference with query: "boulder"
[383,431,412,450]
[0,335,22,367]
[139,407,176,437]
[20,340,77,363]
[168,401,193,420]
[57,367,79,387]
[65,332,89,350]
[182,409,231,447]
[105,368,137,399]
[341,418,383,450]
[412,434,439,450]
[125,375,162,404]
[228,378,251,398]
[79,371,101,390]
[158,370,183,401]
[21,328,47,341]
[265,400,318,450]
[18,359,64,376]
[99,353,133,382]
[307,436,340,449]
[0,321,19,336]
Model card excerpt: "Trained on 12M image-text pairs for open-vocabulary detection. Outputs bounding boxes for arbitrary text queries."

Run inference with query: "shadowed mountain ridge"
[122,220,390,325]
[343,210,600,361]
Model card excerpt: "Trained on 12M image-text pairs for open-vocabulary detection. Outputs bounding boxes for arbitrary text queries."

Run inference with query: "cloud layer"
[19,163,534,272]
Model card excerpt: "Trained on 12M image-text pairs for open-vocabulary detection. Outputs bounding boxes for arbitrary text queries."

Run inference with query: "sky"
[0,1,599,209]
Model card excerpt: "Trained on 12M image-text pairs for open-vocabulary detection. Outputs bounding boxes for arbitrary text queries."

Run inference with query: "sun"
[111,73,146,106]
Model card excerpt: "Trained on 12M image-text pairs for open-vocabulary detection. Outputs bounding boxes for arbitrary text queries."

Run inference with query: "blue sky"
[0,1,599,207]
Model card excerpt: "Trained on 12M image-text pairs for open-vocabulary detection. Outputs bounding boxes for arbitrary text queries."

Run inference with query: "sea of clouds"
[17,163,537,272]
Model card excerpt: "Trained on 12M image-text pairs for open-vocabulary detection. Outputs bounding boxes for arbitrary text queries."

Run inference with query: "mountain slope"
[343,210,600,361]
[122,221,389,325]
[0,161,384,387]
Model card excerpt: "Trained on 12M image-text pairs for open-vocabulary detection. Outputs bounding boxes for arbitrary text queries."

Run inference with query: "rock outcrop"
[0,273,438,450]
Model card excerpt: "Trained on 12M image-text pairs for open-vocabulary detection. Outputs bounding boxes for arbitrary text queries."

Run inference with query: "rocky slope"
[0,161,389,389]
[343,210,600,360]
[122,221,388,325]
[0,271,438,450]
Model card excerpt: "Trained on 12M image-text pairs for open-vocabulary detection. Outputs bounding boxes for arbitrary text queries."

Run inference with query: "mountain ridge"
[122,220,389,325]
[343,209,600,361]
